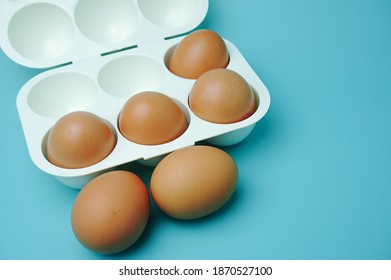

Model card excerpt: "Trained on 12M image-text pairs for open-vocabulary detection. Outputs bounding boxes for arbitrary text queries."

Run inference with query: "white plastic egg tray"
[1,0,270,188]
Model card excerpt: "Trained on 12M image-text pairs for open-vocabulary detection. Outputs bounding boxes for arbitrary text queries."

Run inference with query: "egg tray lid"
[0,0,208,68]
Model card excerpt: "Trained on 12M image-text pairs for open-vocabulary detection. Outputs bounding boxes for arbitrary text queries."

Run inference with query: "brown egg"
[189,68,256,124]
[71,170,150,254]
[150,145,238,220]
[118,91,188,145]
[168,29,229,79]
[46,111,116,169]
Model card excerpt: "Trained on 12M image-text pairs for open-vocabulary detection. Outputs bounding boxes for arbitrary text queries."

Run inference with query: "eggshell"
[150,145,238,220]
[46,111,116,169]
[168,29,229,79]
[189,68,256,124]
[118,91,188,145]
[71,170,150,254]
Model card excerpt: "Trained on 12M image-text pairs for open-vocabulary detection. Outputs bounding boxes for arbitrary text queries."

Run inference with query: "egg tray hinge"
[100,44,139,58]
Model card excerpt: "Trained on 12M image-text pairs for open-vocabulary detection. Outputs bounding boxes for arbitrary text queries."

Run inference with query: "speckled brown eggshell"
[168,29,229,79]
[118,91,188,145]
[150,145,238,220]
[189,68,256,124]
[46,111,116,169]
[71,170,150,254]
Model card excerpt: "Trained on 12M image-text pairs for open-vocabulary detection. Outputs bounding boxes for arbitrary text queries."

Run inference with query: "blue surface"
[1,0,391,260]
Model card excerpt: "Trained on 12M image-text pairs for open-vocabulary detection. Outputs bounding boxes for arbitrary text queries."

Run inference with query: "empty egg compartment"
[0,0,208,68]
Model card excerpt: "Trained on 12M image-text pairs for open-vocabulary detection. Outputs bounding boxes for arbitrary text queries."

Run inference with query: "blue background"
[1,0,391,260]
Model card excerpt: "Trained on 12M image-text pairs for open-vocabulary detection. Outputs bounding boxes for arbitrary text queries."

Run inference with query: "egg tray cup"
[1,0,271,188]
